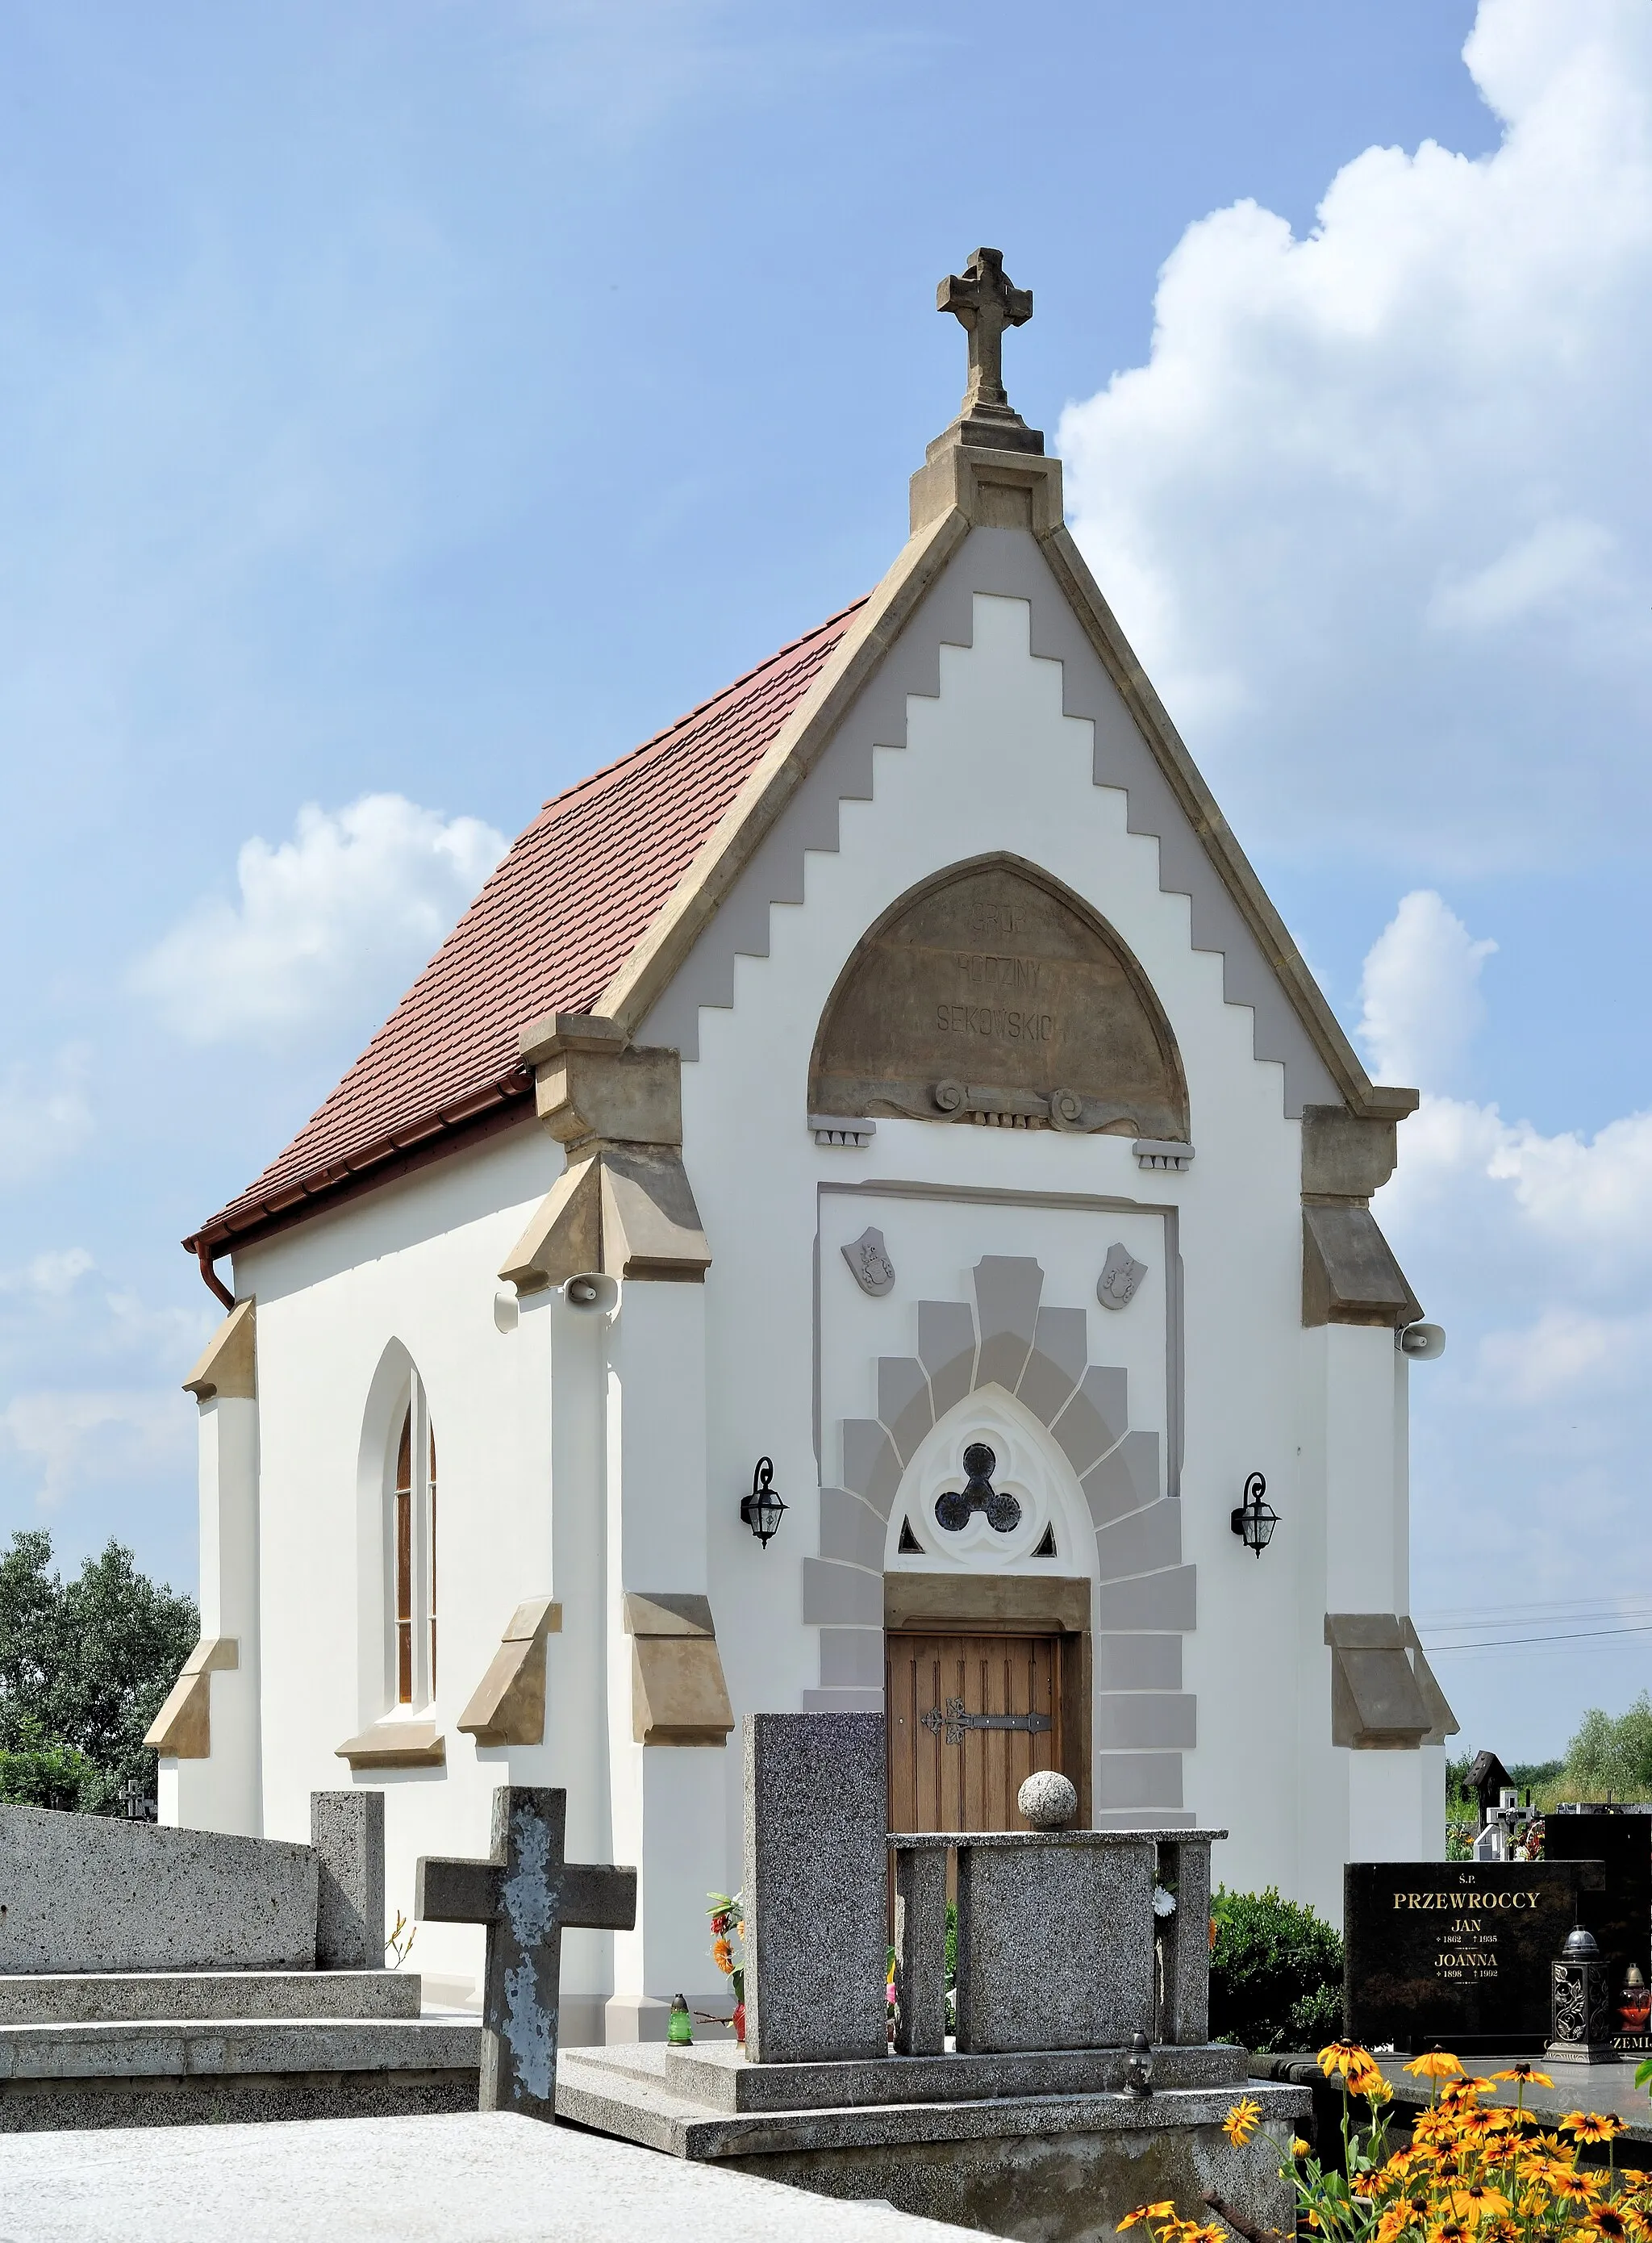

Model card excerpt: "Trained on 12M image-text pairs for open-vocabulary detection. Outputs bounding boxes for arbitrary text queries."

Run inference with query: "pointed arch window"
[390,1376,437,1709]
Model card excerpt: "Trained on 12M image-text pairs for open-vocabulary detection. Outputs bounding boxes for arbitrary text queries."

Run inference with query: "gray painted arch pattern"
[803,1254,1197,1823]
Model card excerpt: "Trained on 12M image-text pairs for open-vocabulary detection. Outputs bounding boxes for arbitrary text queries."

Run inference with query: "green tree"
[1562,1694,1652,1802]
[0,1530,198,1815]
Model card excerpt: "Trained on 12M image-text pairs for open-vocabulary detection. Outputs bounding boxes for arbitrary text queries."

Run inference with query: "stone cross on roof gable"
[417,1786,636,2121]
[937,248,1037,450]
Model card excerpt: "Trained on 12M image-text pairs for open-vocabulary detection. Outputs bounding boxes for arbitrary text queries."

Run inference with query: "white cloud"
[1429,517,1616,633]
[0,1248,94,1299]
[1357,890,1497,1091]
[1387,1095,1652,1283]
[1350,882,1652,1747]
[0,1389,193,1507]
[0,1050,93,1186]
[1475,1305,1652,1405]
[98,1287,215,1369]
[131,793,507,1042]
[1059,0,1652,871]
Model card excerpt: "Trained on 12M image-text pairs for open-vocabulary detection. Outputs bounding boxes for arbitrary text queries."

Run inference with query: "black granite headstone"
[1544,1814,1651,2051]
[1345,1861,1597,2052]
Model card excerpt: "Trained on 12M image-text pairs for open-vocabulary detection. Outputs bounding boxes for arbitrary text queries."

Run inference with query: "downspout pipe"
[194,1241,236,1312]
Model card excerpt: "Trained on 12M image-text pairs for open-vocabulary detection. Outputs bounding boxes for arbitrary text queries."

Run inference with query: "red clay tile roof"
[189,598,866,1255]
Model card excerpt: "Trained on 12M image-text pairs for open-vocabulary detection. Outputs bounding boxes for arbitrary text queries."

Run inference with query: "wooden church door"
[886,1629,1063,1834]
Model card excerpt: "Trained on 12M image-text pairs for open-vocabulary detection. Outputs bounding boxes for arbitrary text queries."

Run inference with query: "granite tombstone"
[1544,1813,1652,2049]
[1345,1861,1600,2052]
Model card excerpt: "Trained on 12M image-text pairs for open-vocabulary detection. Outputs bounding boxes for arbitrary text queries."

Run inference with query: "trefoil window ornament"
[934,1443,1021,1535]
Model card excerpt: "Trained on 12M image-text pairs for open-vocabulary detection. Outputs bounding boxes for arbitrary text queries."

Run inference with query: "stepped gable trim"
[184,602,865,1259]
[602,465,1414,1125]
[1037,516,1414,1122]
[599,508,970,1035]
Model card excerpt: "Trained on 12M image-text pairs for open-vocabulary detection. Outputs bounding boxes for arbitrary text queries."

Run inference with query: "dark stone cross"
[416,1786,636,2122]
[937,247,1033,419]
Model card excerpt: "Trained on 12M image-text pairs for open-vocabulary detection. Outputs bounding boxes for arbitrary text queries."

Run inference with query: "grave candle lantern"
[1546,1924,1618,2064]
[1621,1964,1650,2036]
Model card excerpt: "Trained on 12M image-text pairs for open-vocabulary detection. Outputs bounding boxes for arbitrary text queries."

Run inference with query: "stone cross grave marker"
[417,1786,636,2121]
[937,248,1032,417]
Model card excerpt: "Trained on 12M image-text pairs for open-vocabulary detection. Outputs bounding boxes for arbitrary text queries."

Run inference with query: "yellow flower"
[1222,2097,1262,2148]
[1549,2171,1602,2204]
[1320,2039,1373,2082]
[1374,2211,1420,2243]
[1117,2202,1178,2233]
[1590,2210,1631,2242]
[1441,2076,1496,2102]
[1291,2138,1312,2160]
[1446,2186,1509,2224]
[1565,2114,1626,2145]
[1407,2050,1467,2082]
[1490,2065,1554,2089]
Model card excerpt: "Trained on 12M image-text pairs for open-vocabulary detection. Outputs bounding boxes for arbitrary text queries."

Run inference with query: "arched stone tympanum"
[808,855,1189,1138]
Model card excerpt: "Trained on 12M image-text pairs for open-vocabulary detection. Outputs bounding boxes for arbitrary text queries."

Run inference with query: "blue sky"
[2,0,1647,1765]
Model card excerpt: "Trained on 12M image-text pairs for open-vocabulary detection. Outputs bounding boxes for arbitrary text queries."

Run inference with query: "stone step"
[654,2036,1249,2113]
[557,2040,1310,2169]
[0,2014,478,2082]
[0,1969,423,2026]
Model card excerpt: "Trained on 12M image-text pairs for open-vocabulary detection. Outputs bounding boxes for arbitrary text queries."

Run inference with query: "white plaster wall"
[660,589,1418,1921]
[234,1123,621,2017]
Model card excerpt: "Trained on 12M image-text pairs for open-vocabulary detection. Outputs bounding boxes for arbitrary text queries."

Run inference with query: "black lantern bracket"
[740,1456,787,1549]
[1229,1470,1277,1558]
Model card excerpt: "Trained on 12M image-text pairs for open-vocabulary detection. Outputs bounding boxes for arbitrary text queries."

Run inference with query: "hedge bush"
[1208,1884,1344,2053]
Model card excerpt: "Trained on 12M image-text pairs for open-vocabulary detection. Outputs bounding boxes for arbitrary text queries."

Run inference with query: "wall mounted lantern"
[1229,1471,1277,1558]
[740,1457,787,1549]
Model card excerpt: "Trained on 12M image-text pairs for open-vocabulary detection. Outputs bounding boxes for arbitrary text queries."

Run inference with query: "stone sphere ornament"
[1017,1770,1078,1829]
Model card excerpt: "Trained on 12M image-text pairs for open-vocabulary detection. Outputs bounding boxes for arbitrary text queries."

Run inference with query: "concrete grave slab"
[953,1832,1156,2053]
[653,2036,1248,2113]
[745,1715,887,2065]
[0,1805,316,1974]
[559,2041,1308,2242]
[312,1790,385,1970]
[0,2110,960,2241]
[0,1970,420,2026]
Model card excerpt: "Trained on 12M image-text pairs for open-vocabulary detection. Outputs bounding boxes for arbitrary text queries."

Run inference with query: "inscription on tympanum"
[808,858,1188,1138]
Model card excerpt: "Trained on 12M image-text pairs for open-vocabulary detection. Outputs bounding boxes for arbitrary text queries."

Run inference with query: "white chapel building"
[153,252,1455,2037]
